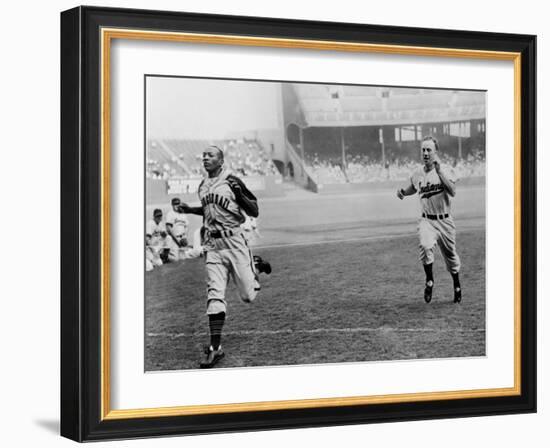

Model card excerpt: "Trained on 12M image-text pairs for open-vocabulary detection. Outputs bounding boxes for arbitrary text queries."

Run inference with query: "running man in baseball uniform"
[397,136,462,304]
[178,145,272,368]
[165,197,190,261]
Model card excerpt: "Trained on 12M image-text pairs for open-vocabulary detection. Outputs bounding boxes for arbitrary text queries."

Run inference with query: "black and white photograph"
[144,76,486,371]
[1,0,545,443]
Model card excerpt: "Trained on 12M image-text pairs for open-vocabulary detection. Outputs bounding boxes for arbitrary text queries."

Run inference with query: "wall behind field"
[2,1,546,448]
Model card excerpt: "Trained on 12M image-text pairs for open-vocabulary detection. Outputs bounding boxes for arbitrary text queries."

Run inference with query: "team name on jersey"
[419,182,444,199]
[201,192,230,211]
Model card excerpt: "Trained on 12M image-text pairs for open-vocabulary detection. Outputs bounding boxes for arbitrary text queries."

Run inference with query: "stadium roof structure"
[292,84,486,127]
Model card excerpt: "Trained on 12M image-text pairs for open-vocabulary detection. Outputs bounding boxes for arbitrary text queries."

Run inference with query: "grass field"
[145,216,485,370]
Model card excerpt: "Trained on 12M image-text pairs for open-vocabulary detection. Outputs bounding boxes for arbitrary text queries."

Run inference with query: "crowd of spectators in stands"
[147,137,485,186]
[451,148,486,178]
[147,139,279,180]
[146,159,177,180]
[304,148,486,185]
[191,140,279,177]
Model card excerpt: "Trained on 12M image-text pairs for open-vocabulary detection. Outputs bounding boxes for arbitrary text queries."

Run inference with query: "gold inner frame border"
[100,27,522,421]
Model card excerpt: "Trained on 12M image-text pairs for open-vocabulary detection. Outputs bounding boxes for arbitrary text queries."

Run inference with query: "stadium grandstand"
[146,82,485,202]
[146,138,282,201]
[147,138,279,179]
[282,84,486,190]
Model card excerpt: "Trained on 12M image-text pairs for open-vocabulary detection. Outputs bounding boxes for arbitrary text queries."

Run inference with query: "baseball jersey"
[165,209,189,237]
[410,164,457,215]
[198,169,257,232]
[146,219,166,246]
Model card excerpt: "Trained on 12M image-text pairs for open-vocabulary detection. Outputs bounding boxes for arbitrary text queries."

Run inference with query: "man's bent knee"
[240,288,258,304]
[206,299,226,315]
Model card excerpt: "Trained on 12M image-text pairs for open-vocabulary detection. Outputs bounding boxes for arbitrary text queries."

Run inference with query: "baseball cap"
[171,197,181,206]
[153,208,162,217]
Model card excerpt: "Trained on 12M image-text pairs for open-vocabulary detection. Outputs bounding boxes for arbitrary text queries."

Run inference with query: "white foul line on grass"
[148,327,485,339]
[254,232,414,250]
[253,224,483,250]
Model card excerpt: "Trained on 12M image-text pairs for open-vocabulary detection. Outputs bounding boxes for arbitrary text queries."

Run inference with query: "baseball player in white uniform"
[145,208,168,271]
[165,197,190,261]
[178,145,272,368]
[397,136,462,304]
[241,215,260,245]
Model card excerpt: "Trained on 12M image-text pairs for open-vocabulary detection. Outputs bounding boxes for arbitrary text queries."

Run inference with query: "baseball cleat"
[253,275,261,292]
[253,255,272,275]
[200,346,224,369]
[424,280,433,303]
[454,286,462,303]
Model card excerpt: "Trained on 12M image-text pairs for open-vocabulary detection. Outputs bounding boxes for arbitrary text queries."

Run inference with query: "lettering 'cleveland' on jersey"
[198,169,250,232]
[410,164,457,215]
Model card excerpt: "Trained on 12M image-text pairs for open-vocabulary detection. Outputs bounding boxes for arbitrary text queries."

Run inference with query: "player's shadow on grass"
[34,419,59,434]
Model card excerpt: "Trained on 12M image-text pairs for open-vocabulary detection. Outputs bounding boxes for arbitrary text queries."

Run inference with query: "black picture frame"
[61,5,536,442]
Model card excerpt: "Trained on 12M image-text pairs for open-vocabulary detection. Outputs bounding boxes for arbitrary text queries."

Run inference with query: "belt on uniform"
[422,213,449,220]
[208,228,241,239]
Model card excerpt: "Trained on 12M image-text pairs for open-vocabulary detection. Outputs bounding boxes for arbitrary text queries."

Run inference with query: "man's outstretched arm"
[178,203,204,215]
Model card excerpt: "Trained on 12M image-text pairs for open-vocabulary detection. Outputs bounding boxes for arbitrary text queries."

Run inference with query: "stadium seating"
[303,146,486,185]
[146,141,186,179]
[305,161,347,185]
[387,93,451,111]
[289,84,486,186]
[342,86,378,97]
[340,96,383,112]
[305,156,485,185]
[147,138,279,180]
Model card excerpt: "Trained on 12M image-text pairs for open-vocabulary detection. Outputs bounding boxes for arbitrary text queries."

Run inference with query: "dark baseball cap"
[171,197,181,206]
[153,208,162,217]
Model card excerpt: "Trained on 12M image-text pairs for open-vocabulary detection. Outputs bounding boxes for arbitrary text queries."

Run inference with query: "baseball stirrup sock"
[209,312,226,350]
[423,263,434,283]
[451,272,461,288]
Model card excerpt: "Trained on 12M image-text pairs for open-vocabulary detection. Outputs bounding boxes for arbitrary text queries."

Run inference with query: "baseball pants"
[418,217,461,274]
[166,237,179,261]
[146,245,164,267]
[205,234,259,315]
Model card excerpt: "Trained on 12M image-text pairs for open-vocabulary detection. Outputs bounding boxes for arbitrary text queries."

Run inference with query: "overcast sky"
[146,77,280,140]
